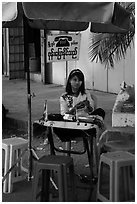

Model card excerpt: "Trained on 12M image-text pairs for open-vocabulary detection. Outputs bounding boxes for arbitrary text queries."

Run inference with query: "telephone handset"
[54,36,72,47]
[54,36,72,42]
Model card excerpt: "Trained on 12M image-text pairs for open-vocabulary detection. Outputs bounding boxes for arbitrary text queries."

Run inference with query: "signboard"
[46,34,81,63]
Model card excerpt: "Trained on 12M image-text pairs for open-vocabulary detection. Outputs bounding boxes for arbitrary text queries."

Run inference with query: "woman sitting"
[60,68,105,120]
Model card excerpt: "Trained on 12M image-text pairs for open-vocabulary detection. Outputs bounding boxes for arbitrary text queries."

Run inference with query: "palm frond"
[88,2,135,69]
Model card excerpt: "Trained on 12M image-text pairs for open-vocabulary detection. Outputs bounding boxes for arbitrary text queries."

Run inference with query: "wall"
[52,58,77,85]
[52,28,135,94]
[4,26,25,79]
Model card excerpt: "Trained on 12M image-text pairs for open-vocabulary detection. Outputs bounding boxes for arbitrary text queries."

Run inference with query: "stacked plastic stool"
[32,155,76,202]
[2,137,28,193]
[97,151,135,202]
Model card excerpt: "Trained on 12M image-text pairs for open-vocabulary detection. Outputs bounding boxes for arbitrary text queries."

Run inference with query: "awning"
[27,19,89,32]
[22,2,114,23]
[2,2,131,33]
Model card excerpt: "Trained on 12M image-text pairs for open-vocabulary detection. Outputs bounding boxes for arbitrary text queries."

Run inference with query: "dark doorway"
[24,16,41,74]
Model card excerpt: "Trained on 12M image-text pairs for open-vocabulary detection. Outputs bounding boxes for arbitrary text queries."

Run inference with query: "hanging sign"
[46,34,81,63]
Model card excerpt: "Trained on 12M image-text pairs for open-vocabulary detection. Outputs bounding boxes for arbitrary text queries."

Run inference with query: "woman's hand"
[75,101,86,109]
[77,100,93,113]
[75,100,91,108]
[66,107,76,115]
[66,100,93,115]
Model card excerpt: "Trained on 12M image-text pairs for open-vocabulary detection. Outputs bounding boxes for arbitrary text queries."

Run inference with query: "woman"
[58,69,105,174]
[60,69,105,120]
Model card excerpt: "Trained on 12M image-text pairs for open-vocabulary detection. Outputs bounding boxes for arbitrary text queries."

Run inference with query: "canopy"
[2,2,131,33]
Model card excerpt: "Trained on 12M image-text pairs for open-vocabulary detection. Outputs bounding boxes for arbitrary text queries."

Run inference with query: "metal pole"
[65,31,68,85]
[26,62,33,181]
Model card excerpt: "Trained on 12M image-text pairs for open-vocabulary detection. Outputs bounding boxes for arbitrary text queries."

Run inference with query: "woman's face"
[69,75,82,93]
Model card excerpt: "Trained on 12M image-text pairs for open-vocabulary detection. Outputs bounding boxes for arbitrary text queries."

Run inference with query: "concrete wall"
[52,28,135,94]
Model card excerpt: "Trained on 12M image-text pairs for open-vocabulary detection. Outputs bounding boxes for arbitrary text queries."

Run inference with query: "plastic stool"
[2,137,28,193]
[32,155,76,202]
[97,151,135,202]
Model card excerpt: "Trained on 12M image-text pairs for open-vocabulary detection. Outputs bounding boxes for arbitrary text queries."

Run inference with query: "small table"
[35,119,98,130]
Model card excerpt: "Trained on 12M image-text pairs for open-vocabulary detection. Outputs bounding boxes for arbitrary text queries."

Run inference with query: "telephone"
[54,36,72,47]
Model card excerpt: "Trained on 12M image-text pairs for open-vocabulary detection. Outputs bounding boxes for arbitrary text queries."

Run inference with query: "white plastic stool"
[2,137,28,193]
[97,151,135,202]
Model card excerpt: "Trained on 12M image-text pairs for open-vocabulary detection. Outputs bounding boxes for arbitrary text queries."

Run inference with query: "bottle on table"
[43,99,48,120]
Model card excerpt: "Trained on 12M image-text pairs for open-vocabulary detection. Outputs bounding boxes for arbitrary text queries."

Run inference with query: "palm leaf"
[88,2,135,68]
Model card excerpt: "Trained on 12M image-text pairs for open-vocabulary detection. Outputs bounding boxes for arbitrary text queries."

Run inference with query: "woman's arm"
[86,91,97,110]
[60,96,68,115]
[90,93,97,109]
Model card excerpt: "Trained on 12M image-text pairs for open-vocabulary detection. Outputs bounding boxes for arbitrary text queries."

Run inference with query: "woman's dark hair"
[66,69,85,95]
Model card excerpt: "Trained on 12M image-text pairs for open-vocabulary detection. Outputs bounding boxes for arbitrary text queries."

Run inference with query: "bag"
[113,81,135,113]
[48,113,64,121]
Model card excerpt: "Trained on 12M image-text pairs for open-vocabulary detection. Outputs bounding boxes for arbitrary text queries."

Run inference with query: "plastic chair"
[2,137,28,193]
[32,155,76,202]
[97,151,135,202]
